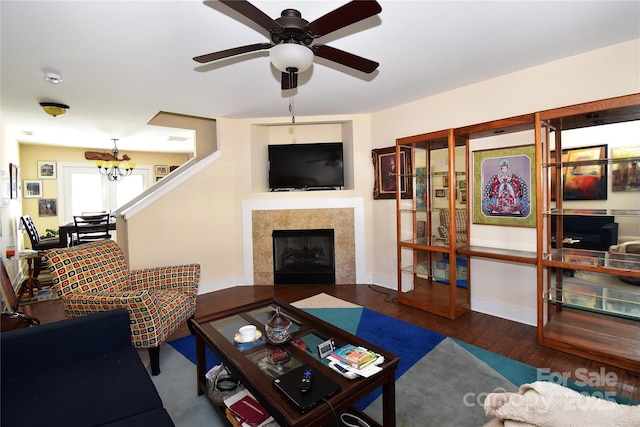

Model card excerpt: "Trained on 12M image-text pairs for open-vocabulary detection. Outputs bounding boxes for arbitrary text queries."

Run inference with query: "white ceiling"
[2,1,639,154]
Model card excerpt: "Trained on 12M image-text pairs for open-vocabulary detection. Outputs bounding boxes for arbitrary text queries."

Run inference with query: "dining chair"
[19,215,66,279]
[72,213,112,245]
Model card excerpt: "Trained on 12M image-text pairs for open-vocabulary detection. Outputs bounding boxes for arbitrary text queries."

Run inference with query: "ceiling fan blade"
[307,0,381,38]
[218,0,284,32]
[281,71,298,90]
[312,45,379,73]
[193,43,272,64]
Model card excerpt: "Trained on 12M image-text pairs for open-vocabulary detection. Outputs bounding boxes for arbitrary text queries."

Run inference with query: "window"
[59,164,151,222]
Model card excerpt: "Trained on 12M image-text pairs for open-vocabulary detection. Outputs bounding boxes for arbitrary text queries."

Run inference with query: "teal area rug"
[168,306,635,426]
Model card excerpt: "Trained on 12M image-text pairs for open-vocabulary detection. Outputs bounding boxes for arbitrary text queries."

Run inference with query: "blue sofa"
[1,309,174,427]
[551,214,618,251]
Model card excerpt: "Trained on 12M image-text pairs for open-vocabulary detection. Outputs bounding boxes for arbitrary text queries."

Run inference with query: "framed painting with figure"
[563,144,607,200]
[473,145,536,227]
[372,146,412,200]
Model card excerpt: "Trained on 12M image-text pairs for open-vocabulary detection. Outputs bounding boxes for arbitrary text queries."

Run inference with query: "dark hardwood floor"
[22,284,640,402]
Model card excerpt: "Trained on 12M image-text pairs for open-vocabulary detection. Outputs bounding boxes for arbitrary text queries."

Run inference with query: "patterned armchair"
[44,239,200,375]
[437,209,468,243]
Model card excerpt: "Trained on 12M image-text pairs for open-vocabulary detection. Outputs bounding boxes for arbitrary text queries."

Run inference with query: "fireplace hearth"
[272,229,335,284]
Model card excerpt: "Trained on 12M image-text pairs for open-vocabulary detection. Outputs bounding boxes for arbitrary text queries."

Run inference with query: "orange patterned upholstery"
[43,239,200,375]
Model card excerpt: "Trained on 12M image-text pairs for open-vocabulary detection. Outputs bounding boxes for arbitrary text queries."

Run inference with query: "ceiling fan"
[193,0,382,90]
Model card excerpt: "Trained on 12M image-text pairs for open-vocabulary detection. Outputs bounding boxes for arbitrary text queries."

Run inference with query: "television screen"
[268,143,344,190]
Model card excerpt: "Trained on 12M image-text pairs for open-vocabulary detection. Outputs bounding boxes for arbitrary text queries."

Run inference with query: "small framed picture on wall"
[37,161,57,179]
[38,198,57,216]
[23,179,42,198]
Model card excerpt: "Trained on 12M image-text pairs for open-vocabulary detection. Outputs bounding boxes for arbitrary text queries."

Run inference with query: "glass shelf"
[543,248,640,276]
[543,156,640,169]
[544,208,640,217]
[542,272,640,320]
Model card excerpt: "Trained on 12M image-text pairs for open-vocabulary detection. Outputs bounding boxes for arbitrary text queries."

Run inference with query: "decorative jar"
[265,306,292,344]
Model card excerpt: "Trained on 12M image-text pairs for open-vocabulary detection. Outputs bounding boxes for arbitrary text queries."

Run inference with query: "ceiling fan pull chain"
[288,71,295,123]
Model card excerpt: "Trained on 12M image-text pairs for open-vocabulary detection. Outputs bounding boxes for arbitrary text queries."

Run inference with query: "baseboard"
[471,296,537,326]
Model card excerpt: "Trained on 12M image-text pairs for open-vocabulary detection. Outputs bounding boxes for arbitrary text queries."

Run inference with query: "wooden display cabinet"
[395,129,470,319]
[537,94,640,372]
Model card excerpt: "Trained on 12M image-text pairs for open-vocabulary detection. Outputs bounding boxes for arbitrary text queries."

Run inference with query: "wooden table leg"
[194,325,206,396]
[382,370,397,427]
[18,258,41,300]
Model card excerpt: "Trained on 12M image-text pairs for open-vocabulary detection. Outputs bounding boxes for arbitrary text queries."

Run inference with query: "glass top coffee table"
[190,297,400,427]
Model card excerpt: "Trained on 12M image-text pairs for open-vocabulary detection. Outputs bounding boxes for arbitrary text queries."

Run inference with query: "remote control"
[299,368,313,392]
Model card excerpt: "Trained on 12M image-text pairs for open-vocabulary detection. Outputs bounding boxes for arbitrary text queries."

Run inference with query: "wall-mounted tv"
[268,142,344,191]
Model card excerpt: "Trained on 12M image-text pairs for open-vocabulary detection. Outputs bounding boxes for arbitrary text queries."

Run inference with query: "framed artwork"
[9,163,19,200]
[155,165,168,175]
[0,170,8,207]
[442,175,449,187]
[37,161,57,179]
[435,188,446,198]
[417,220,426,239]
[156,176,163,182]
[23,179,43,198]
[549,150,567,201]
[415,167,427,208]
[611,146,640,192]
[458,179,467,189]
[38,198,57,216]
[473,144,536,227]
[563,144,607,200]
[459,189,467,203]
[372,146,412,200]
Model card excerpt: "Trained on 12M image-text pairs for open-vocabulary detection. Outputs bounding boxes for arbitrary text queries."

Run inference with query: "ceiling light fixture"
[269,43,314,73]
[40,102,69,117]
[269,42,313,124]
[93,139,136,181]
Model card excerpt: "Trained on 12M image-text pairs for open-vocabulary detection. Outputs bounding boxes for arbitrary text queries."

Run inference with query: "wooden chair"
[20,215,66,278]
[0,258,39,331]
[72,212,112,245]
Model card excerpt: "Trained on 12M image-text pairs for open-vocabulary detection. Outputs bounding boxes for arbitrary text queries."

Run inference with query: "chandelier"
[93,139,136,181]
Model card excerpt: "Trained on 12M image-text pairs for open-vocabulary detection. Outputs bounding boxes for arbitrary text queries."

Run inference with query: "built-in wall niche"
[250,121,354,193]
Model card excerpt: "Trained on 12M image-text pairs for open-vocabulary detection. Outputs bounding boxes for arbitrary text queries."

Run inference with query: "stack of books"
[329,344,379,370]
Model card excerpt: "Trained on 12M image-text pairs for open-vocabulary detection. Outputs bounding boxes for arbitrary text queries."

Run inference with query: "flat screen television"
[268,142,344,190]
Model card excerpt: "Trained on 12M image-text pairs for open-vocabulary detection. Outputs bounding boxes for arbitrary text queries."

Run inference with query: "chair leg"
[148,346,161,376]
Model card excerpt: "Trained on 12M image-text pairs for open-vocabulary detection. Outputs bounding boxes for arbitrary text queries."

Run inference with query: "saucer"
[234,329,262,343]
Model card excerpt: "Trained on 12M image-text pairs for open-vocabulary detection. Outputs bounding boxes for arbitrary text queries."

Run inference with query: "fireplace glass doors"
[272,229,335,284]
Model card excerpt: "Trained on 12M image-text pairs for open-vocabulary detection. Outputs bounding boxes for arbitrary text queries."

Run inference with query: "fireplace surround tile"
[252,208,355,285]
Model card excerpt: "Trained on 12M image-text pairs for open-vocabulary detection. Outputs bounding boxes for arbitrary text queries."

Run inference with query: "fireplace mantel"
[241,198,365,285]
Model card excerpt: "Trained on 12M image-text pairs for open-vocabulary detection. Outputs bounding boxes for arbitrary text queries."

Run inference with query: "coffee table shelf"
[190,297,400,427]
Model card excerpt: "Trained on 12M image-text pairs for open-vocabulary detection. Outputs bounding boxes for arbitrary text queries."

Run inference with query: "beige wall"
[18,143,189,248]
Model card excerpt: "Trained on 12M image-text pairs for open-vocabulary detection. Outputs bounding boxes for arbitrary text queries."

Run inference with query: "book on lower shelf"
[223,390,277,427]
[329,344,379,370]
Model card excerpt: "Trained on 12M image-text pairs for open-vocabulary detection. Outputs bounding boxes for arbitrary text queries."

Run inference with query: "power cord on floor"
[340,412,371,427]
[367,284,398,304]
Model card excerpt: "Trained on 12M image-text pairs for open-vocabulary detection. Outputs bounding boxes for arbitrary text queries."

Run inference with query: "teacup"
[239,325,257,342]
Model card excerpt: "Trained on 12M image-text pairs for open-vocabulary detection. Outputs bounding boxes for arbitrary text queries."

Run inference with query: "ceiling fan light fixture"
[39,102,69,117]
[270,43,313,73]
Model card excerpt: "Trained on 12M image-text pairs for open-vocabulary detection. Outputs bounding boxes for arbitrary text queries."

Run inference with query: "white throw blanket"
[483,381,640,427]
